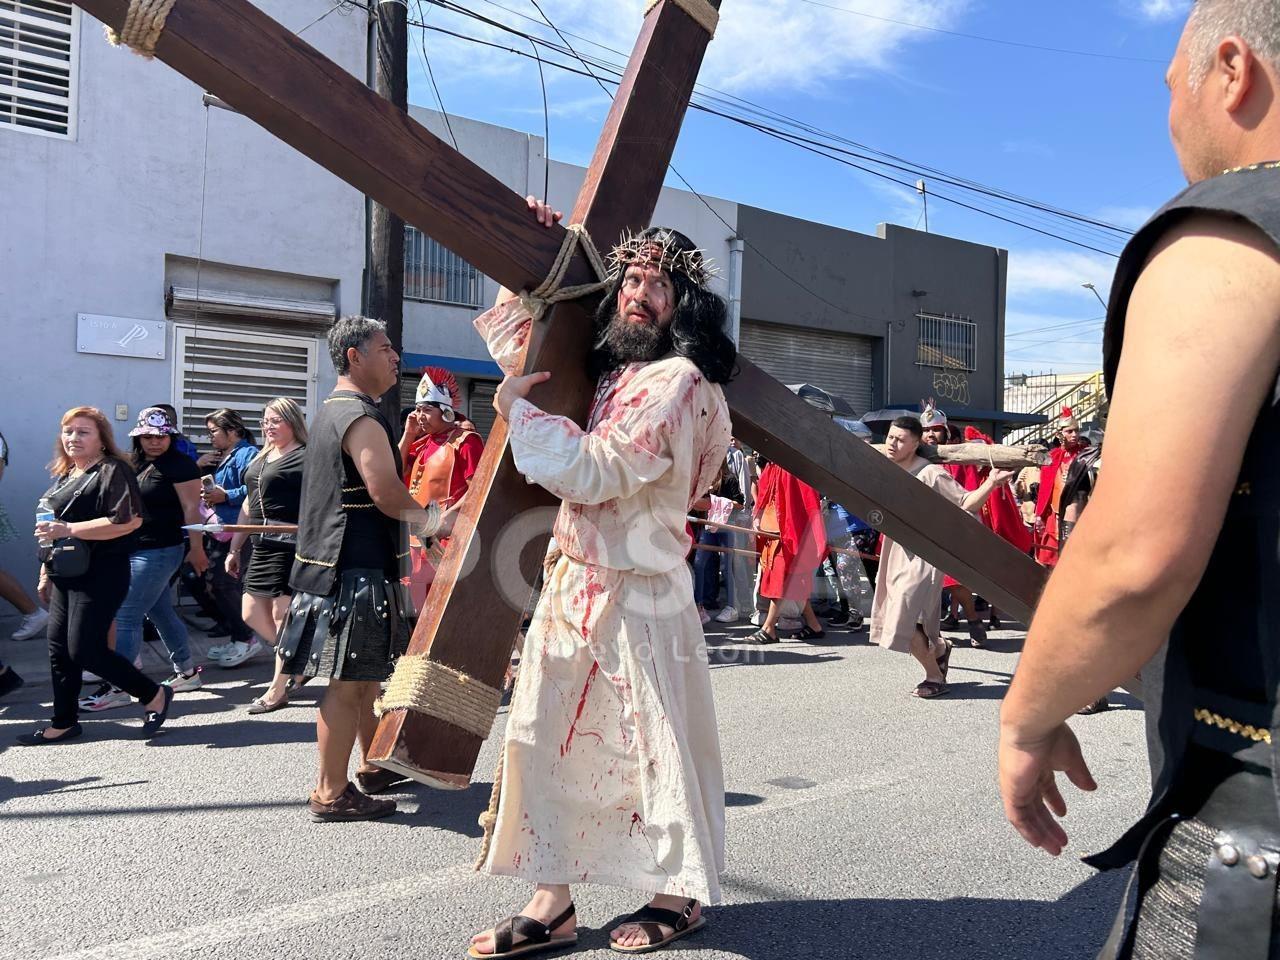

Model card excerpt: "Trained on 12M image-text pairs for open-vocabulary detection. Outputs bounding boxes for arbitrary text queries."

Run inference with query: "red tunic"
[404,427,484,610]
[753,462,827,603]
[1033,443,1085,567]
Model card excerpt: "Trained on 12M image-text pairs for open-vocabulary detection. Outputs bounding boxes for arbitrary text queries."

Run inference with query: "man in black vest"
[277,316,440,822]
[998,3,1280,956]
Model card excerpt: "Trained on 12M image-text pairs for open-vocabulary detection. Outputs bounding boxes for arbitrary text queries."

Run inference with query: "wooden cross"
[80,0,1046,788]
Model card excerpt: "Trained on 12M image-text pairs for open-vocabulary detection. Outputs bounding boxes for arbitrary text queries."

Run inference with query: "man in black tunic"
[998,3,1280,957]
[278,316,440,822]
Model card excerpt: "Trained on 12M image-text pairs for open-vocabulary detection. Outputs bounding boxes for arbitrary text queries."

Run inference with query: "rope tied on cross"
[375,656,505,739]
[105,0,178,59]
[518,222,612,322]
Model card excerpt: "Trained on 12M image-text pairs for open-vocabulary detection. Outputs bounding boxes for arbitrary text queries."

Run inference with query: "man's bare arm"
[343,417,438,530]
[1004,217,1280,739]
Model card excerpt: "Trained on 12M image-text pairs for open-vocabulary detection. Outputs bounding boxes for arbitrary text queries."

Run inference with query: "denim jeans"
[693,527,731,607]
[116,544,194,674]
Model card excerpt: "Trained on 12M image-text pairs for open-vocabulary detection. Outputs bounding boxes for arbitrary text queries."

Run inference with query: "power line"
[403,1,1129,254]
[413,0,459,149]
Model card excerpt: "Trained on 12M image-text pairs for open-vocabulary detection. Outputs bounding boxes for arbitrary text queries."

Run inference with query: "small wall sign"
[76,314,167,360]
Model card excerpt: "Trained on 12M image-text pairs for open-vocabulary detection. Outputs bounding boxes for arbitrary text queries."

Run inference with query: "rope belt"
[105,0,178,59]
[375,655,504,740]
[645,0,719,36]
[518,223,610,322]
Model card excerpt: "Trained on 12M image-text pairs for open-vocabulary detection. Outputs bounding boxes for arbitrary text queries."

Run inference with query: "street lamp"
[1081,282,1108,310]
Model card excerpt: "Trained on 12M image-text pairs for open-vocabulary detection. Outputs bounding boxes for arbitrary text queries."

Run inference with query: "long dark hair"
[588,228,738,384]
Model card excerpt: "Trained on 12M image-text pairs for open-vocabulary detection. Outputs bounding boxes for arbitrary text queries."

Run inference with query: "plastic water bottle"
[36,498,54,547]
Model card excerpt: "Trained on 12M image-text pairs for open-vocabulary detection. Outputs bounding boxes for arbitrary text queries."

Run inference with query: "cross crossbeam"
[76,0,1045,790]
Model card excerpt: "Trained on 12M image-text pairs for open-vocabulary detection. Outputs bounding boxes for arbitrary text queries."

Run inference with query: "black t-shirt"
[42,457,143,558]
[133,447,201,550]
[246,446,306,524]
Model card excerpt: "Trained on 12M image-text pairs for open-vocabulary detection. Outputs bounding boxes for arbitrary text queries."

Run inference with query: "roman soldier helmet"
[415,367,461,423]
[1057,405,1080,432]
[920,398,947,430]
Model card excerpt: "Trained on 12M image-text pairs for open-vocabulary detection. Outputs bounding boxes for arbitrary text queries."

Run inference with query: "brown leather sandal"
[610,899,705,954]
[912,680,951,699]
[308,783,396,822]
[467,902,578,958]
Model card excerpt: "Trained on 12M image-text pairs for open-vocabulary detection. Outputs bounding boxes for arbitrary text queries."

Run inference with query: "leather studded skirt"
[276,568,410,682]
[1096,692,1280,960]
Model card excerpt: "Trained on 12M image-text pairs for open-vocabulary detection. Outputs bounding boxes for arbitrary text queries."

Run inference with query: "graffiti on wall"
[932,370,971,405]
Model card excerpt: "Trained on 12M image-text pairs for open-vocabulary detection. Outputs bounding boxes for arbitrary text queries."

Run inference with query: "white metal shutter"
[1,1,78,139]
[468,380,498,439]
[739,319,875,415]
[173,326,318,445]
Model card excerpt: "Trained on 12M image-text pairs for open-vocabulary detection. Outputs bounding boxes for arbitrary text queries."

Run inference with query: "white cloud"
[1136,0,1190,21]
[1006,249,1117,303]
[411,0,972,96]
[1094,205,1156,230]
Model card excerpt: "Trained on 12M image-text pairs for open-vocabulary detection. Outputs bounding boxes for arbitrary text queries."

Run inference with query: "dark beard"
[604,310,673,364]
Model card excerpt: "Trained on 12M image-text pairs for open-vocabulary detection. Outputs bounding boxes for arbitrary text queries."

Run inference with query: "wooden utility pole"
[365,0,408,429]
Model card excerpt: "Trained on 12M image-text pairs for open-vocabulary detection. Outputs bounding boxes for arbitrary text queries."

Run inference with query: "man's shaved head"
[1187,0,1280,88]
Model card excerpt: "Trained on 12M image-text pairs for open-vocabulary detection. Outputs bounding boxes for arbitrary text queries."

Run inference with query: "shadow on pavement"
[588,870,1126,959]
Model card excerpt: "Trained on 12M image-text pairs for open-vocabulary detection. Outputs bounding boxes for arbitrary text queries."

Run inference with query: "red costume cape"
[753,462,827,603]
[941,428,1031,587]
[1033,440,1088,566]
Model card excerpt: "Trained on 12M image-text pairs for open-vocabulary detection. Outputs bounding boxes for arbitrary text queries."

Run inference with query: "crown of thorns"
[607,231,719,287]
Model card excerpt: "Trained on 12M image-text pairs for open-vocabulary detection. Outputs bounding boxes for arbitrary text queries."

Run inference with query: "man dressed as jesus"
[468,199,736,957]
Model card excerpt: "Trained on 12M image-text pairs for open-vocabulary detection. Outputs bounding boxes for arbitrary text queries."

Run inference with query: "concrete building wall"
[0,1,366,578]
[735,206,1007,422]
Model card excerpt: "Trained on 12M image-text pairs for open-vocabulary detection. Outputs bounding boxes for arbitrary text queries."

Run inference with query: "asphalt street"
[0,605,1147,960]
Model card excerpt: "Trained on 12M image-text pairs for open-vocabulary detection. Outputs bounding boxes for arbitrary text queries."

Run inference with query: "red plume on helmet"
[963,425,993,444]
[421,366,461,409]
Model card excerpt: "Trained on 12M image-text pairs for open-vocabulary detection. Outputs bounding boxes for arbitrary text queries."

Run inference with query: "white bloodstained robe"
[474,298,732,904]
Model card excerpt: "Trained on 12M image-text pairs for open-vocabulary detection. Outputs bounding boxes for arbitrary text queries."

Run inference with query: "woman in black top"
[20,407,176,744]
[100,407,208,701]
[226,397,308,713]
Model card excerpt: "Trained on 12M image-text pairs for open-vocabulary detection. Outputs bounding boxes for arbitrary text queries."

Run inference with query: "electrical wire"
[413,0,459,149]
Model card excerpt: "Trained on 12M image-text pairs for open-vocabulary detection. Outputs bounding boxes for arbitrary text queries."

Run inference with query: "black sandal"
[792,625,826,642]
[468,903,577,959]
[16,723,83,746]
[741,628,778,645]
[913,680,951,699]
[610,899,705,954]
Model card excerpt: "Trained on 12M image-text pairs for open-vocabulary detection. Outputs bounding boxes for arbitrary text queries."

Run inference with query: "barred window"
[404,226,484,307]
[915,312,977,372]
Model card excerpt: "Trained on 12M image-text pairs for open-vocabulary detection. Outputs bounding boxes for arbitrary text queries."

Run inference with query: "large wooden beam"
[728,358,1046,620]
[370,0,724,788]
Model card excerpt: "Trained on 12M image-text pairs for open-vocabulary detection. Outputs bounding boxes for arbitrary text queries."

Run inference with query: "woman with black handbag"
[18,407,176,745]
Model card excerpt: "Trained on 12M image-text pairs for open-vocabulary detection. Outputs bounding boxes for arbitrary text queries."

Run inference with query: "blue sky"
[399,0,1193,374]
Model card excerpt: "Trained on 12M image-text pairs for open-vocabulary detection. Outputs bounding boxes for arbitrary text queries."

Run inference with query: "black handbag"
[38,471,95,579]
[39,537,90,578]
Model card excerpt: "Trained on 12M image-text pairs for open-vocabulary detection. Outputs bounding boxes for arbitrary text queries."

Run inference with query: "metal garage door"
[738,319,875,415]
[467,380,499,439]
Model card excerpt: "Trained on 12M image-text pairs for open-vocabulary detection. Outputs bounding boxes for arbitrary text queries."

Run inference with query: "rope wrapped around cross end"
[105,0,178,59]
[518,223,611,322]
[374,655,504,740]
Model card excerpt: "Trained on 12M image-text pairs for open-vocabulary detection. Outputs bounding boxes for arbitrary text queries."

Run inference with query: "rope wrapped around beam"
[645,0,719,37]
[518,223,611,322]
[105,0,178,59]
[375,655,504,740]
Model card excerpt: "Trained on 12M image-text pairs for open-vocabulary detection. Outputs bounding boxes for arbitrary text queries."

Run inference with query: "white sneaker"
[714,606,740,624]
[78,681,112,707]
[749,610,763,626]
[82,686,132,712]
[206,641,232,661]
[10,608,49,640]
[163,669,203,692]
[217,639,263,668]
[698,608,712,625]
